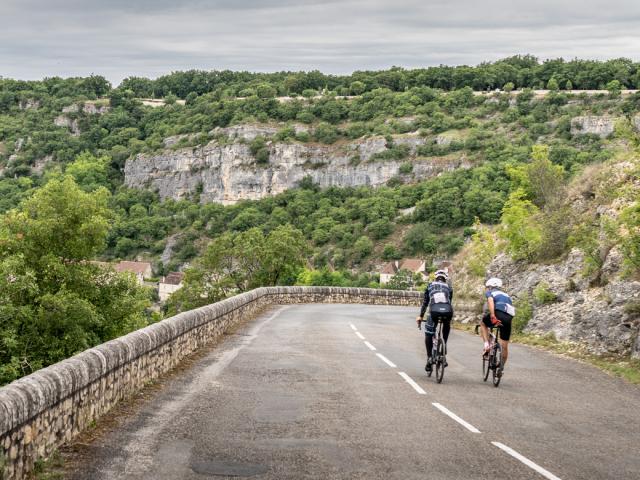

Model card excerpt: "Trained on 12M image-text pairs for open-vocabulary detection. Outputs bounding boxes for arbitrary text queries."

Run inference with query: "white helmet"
[485,277,502,288]
[434,269,449,281]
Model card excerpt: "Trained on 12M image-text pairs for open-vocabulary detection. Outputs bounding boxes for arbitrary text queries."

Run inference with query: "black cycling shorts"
[482,310,513,341]
[425,311,452,335]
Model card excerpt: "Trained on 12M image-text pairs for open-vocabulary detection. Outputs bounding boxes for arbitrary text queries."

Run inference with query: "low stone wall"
[0,287,420,479]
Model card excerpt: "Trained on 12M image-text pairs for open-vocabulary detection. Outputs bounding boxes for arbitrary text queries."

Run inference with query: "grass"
[454,322,640,384]
[33,451,65,480]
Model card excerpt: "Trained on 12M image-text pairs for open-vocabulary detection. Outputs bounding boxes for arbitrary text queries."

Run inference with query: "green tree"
[65,152,111,192]
[386,269,414,290]
[0,176,149,384]
[499,189,543,261]
[606,80,622,98]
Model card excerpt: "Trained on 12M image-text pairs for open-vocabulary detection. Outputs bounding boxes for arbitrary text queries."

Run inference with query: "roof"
[400,259,424,272]
[162,272,185,285]
[380,258,425,275]
[114,261,152,275]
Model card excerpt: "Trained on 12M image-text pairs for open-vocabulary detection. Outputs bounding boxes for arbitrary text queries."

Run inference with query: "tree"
[508,145,565,208]
[503,82,515,92]
[256,83,277,99]
[606,80,622,98]
[350,81,366,95]
[65,152,111,192]
[499,189,543,261]
[167,225,308,314]
[0,176,149,385]
[386,269,414,290]
[547,78,559,91]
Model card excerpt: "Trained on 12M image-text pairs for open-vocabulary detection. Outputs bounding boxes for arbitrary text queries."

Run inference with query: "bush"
[512,295,532,334]
[399,162,413,174]
[533,282,558,305]
[382,244,401,261]
[314,122,340,144]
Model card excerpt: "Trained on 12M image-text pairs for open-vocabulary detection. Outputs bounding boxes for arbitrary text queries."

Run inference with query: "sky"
[1,0,640,85]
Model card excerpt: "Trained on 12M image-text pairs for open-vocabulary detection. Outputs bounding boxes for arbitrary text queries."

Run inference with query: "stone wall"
[0,287,420,479]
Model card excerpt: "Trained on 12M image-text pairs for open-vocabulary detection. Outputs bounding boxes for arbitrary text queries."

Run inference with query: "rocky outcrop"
[125,130,470,204]
[570,116,616,137]
[487,249,640,358]
[55,102,110,136]
[54,115,80,135]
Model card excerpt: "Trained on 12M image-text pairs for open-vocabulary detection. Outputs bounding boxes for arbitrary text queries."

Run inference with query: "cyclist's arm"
[449,286,454,303]
[418,287,430,319]
[487,296,501,324]
[487,296,496,316]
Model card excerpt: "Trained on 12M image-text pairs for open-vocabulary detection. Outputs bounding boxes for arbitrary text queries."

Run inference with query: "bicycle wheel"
[492,343,503,387]
[435,335,445,383]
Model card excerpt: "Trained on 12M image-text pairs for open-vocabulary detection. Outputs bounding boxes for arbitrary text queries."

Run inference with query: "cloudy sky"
[1,0,639,85]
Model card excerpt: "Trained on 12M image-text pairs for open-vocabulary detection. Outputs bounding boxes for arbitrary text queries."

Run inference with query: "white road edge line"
[492,442,562,480]
[432,403,481,433]
[363,341,377,351]
[376,353,397,368]
[398,372,426,395]
[355,331,366,340]
[349,323,357,331]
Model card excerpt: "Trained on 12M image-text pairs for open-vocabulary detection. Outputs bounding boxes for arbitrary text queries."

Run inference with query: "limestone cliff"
[124,128,470,204]
[454,157,640,358]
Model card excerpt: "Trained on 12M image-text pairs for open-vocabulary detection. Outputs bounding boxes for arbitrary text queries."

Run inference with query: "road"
[68,305,640,480]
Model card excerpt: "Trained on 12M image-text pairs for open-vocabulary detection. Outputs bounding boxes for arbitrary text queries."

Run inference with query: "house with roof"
[159,272,185,301]
[379,258,426,285]
[114,261,153,285]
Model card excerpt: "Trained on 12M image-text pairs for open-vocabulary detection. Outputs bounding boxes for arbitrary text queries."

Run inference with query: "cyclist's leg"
[424,314,435,368]
[480,313,491,353]
[496,311,512,366]
[441,312,452,343]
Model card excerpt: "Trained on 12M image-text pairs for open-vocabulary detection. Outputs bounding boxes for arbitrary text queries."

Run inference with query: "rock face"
[570,116,616,137]
[125,130,470,204]
[487,249,640,358]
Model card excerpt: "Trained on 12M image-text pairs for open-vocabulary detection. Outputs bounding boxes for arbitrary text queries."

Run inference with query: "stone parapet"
[0,287,420,479]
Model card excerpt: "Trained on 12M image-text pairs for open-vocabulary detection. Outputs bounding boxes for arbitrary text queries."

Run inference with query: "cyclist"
[480,277,515,373]
[416,269,453,373]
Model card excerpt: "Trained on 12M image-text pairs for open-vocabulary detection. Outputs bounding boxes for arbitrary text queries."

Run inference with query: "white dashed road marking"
[355,331,365,340]
[432,403,481,433]
[350,323,357,331]
[492,442,562,480]
[398,372,426,395]
[375,353,397,368]
[364,341,377,351]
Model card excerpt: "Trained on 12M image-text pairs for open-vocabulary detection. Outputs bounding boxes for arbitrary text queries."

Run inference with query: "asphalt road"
[69,305,640,480]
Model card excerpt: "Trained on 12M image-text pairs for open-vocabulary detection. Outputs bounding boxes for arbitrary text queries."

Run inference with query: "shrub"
[382,244,401,261]
[533,282,558,305]
[512,295,533,334]
[314,122,340,144]
[399,162,413,174]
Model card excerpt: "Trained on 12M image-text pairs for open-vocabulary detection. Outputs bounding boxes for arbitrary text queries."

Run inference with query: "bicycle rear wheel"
[435,336,445,383]
[492,343,503,387]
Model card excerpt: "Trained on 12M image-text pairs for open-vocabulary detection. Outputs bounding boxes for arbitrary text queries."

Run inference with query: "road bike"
[422,317,447,383]
[475,323,503,387]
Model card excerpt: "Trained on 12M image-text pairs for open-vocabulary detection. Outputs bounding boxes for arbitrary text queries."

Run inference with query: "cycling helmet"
[485,277,502,288]
[434,269,449,282]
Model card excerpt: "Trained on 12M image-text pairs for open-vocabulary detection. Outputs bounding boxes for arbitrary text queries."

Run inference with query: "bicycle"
[420,317,447,383]
[475,323,503,387]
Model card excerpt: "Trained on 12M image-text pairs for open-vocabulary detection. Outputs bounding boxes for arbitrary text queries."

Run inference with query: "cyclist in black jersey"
[416,269,453,373]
